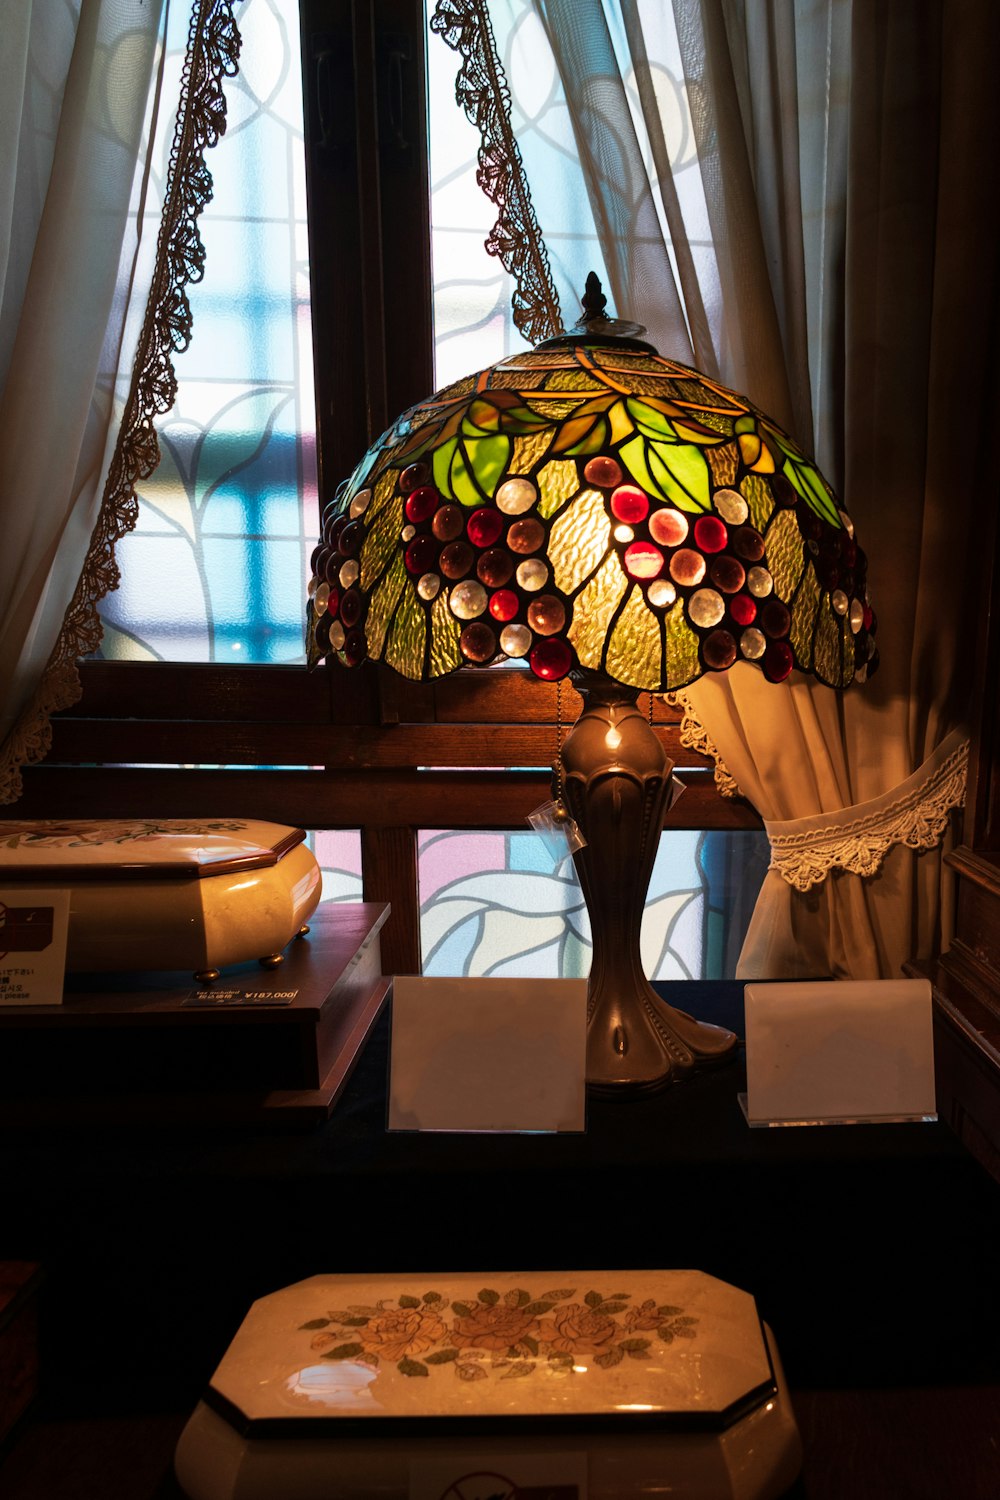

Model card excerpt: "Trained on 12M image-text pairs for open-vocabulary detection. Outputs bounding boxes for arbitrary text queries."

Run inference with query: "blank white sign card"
[743,978,936,1126]
[388,976,587,1133]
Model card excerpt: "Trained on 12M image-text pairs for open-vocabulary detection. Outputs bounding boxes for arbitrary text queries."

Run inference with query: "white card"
[743,978,936,1125]
[0,889,70,1005]
[388,976,587,1133]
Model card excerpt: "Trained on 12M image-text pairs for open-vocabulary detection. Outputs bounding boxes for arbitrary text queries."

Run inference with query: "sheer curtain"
[437,0,997,979]
[0,0,241,804]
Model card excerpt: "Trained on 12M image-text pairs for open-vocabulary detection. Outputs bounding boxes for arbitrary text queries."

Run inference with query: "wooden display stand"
[0,902,390,1128]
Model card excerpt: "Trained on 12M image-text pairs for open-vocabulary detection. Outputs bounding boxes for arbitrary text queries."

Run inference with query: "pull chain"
[648,689,654,728]
[552,678,566,816]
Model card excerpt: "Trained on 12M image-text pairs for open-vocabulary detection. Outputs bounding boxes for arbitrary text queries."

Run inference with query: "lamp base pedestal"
[560,672,738,1094]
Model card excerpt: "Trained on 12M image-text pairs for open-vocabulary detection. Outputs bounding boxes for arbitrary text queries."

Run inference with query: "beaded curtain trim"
[431,0,563,344]
[0,0,242,804]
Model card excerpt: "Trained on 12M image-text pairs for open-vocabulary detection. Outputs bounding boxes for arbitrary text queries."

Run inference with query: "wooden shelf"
[0,902,390,1128]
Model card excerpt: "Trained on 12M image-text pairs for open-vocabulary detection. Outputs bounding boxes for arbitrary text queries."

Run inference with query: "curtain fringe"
[764,727,969,891]
[0,0,243,805]
[431,0,563,343]
[665,688,741,798]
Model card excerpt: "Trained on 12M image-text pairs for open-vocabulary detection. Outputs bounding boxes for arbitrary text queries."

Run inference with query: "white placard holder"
[388,976,587,1133]
[741,978,937,1127]
[0,888,70,1005]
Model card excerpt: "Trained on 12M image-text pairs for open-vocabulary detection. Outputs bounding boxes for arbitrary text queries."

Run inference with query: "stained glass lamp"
[306,277,877,1094]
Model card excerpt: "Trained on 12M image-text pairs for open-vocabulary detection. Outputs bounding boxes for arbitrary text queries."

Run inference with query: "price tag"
[0,889,70,1005]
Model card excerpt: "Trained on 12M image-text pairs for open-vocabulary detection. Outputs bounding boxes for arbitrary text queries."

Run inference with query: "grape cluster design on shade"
[305,347,878,691]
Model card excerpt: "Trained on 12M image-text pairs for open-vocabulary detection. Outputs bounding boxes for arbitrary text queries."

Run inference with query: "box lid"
[207,1271,775,1436]
[0,820,306,882]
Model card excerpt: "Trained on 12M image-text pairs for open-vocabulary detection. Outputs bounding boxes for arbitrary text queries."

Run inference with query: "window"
[33,0,765,982]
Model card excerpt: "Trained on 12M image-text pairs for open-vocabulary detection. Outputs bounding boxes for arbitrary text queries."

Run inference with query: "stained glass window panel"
[97,0,318,663]
[309,829,363,903]
[418,828,769,981]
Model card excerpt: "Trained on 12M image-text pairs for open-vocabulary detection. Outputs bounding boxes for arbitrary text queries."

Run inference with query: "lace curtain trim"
[665,689,741,798]
[765,727,969,891]
[431,0,563,343]
[0,0,242,805]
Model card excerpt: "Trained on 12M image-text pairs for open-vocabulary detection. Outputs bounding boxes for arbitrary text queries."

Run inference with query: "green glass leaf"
[648,440,711,512]
[466,433,510,497]
[619,432,659,498]
[782,455,840,527]
[450,441,481,506]
[763,422,840,527]
[497,400,551,434]
[432,436,459,498]
[626,396,677,442]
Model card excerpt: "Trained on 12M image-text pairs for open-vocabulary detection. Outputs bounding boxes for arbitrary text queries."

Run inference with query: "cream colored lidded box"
[0,819,321,977]
[175,1269,802,1500]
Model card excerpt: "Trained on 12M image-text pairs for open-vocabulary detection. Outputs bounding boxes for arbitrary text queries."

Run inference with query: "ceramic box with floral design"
[0,820,321,979]
[175,1270,801,1500]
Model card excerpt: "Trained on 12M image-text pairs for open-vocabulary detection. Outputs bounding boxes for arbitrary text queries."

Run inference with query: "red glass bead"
[507,517,545,554]
[843,537,858,566]
[529,636,572,681]
[817,560,839,591]
[703,628,737,671]
[440,541,474,579]
[323,551,343,586]
[729,594,757,627]
[624,541,664,579]
[400,463,431,494]
[526,595,566,636]
[460,621,498,664]
[584,456,623,489]
[731,526,765,561]
[693,515,728,553]
[489,588,519,622]
[324,586,340,619]
[762,640,794,682]
[649,507,689,547]
[466,507,504,548]
[432,504,465,541]
[313,613,332,654]
[669,548,706,586]
[610,485,649,525]
[709,555,745,593]
[405,534,439,575]
[339,519,364,556]
[477,547,514,588]
[342,627,367,666]
[405,486,439,523]
[324,514,347,549]
[339,589,362,628]
[760,599,791,638]
[310,544,324,574]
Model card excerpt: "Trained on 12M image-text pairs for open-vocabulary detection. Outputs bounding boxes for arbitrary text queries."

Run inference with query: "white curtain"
[0,0,167,800]
[442,0,996,979]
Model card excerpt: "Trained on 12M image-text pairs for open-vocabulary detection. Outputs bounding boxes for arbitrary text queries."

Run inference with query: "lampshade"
[307,284,876,692]
[306,279,877,1095]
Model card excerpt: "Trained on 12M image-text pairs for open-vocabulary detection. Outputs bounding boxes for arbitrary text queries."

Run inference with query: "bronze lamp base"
[560,672,737,1094]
